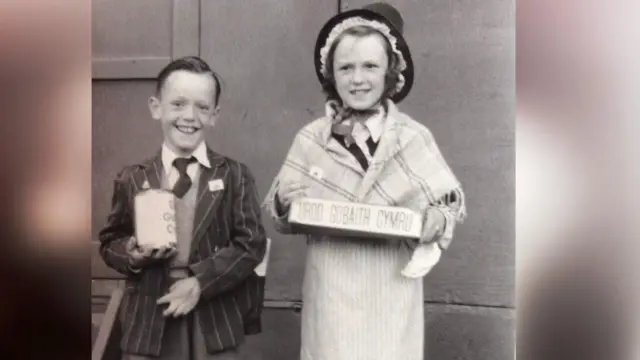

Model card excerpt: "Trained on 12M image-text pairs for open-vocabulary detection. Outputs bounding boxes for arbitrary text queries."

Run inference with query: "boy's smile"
[175,125,200,134]
[149,70,219,157]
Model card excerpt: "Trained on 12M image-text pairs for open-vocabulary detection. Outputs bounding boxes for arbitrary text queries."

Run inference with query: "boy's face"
[149,70,219,156]
[333,33,389,110]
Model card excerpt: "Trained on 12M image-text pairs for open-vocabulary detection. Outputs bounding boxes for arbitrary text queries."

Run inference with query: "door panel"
[92,0,199,79]
[198,0,338,302]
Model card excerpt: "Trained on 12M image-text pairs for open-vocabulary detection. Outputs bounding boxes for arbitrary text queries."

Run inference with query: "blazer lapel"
[144,152,163,189]
[191,148,227,249]
[131,151,163,192]
[129,151,170,276]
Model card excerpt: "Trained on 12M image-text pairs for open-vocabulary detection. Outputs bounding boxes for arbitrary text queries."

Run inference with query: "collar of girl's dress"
[325,100,387,147]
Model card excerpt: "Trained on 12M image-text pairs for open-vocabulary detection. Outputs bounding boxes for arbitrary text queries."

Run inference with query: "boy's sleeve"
[98,167,138,276]
[189,162,267,300]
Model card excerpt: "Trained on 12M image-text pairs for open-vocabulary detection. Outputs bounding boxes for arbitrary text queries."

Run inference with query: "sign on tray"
[288,198,423,240]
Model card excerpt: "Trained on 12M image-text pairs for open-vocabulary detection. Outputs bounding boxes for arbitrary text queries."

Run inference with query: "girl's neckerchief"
[327,100,386,147]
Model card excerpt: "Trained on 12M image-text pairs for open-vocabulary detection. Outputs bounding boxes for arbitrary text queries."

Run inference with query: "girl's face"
[332,33,389,110]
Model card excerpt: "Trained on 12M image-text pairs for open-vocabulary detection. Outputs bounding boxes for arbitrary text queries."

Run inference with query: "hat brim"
[314,9,414,103]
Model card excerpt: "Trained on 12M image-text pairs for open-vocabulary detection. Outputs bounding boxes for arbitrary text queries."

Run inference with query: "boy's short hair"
[156,56,223,105]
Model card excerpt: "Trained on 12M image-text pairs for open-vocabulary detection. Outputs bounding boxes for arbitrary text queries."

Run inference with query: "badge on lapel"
[208,179,225,192]
[309,166,324,180]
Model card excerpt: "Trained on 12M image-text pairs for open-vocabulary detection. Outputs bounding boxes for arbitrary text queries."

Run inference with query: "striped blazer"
[98,147,267,357]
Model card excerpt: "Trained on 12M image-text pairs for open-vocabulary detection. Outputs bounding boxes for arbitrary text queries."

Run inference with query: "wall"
[92,0,514,358]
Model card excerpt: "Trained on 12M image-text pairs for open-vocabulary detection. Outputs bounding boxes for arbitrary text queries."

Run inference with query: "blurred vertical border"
[0,1,91,358]
[517,0,640,359]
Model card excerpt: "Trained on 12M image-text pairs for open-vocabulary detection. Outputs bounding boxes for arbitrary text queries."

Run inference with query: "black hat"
[314,2,414,103]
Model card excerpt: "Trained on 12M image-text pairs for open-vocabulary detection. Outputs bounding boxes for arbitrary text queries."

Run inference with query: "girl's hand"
[276,182,309,213]
[421,207,446,242]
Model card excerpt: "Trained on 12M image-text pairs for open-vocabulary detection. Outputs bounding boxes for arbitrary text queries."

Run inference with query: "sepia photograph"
[91,0,514,359]
[3,1,639,360]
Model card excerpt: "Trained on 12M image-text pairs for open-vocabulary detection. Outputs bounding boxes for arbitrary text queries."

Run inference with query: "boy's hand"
[125,237,177,269]
[276,182,308,213]
[157,277,201,317]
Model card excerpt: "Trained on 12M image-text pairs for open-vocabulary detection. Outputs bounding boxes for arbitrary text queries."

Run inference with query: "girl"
[263,3,466,359]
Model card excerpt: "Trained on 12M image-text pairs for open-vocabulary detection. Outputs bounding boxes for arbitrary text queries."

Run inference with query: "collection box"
[134,189,177,249]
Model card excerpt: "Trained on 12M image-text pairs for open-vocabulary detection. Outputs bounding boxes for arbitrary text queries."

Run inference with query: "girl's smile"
[333,34,389,110]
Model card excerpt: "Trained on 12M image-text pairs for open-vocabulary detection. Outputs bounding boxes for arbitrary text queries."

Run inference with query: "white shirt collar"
[362,107,385,142]
[161,141,210,174]
[323,101,386,143]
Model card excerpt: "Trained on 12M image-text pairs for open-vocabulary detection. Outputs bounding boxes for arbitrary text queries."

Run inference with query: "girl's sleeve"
[262,130,310,234]
[416,129,467,250]
[430,187,466,250]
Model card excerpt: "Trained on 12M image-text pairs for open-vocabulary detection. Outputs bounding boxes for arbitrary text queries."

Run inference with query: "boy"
[99,56,267,360]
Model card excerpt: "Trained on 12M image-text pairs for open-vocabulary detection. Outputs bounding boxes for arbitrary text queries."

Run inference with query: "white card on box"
[288,198,423,240]
[134,189,177,249]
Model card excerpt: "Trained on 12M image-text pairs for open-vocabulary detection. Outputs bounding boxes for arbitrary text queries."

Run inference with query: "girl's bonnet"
[313,2,415,103]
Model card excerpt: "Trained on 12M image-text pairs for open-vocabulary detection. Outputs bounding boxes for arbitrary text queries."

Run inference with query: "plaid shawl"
[263,100,466,249]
